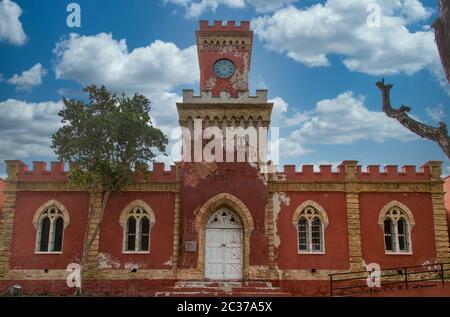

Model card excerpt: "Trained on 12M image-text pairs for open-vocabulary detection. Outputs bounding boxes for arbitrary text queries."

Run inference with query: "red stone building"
[0,21,449,296]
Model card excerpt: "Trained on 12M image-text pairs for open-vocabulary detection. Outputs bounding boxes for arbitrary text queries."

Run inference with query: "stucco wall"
[179,162,268,269]
[10,191,89,269]
[98,192,175,270]
[275,192,350,270]
[359,192,437,268]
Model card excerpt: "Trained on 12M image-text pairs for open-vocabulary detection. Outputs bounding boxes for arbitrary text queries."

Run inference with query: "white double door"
[205,228,243,280]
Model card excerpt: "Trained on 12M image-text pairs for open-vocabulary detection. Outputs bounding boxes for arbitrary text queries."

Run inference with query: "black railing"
[329,262,450,297]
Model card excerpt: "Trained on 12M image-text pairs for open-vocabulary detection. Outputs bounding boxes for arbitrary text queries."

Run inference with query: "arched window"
[122,205,154,253]
[298,218,308,251]
[384,218,394,251]
[380,203,414,254]
[293,203,328,254]
[35,205,67,253]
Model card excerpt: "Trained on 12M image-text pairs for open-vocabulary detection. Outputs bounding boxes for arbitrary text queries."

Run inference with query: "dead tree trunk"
[432,0,450,83]
[376,79,450,159]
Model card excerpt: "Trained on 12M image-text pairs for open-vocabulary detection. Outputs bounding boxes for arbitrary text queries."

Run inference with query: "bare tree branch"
[432,0,450,83]
[376,79,450,159]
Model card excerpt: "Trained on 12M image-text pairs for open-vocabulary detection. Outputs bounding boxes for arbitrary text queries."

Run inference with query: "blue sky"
[0,0,449,177]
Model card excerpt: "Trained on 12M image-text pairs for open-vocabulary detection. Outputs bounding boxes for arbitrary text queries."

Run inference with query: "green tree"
[52,85,168,295]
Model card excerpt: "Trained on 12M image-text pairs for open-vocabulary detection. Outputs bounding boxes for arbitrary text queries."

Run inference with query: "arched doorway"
[205,207,243,280]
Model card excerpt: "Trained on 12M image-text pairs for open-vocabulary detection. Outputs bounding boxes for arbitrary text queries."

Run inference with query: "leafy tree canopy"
[52,85,168,192]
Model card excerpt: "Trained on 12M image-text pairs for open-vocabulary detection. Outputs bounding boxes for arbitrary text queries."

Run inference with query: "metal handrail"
[329,262,450,297]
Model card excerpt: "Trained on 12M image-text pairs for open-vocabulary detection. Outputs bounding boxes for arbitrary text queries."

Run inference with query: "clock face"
[213,59,235,79]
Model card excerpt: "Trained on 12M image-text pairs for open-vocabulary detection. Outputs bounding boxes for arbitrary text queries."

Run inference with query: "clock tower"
[177,20,273,164]
[197,20,253,97]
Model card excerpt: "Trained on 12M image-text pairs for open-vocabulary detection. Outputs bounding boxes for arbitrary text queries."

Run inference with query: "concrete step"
[156,280,290,297]
[174,281,276,289]
[155,291,290,297]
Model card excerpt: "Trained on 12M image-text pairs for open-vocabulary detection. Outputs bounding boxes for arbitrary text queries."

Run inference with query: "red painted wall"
[276,192,350,270]
[179,162,268,269]
[198,49,249,97]
[10,191,89,269]
[198,21,251,97]
[359,192,436,268]
[98,192,175,270]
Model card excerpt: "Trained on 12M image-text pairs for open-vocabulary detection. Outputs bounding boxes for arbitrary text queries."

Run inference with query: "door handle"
[221,243,226,247]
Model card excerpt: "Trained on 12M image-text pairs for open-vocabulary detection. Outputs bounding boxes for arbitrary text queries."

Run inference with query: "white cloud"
[270,97,289,127]
[165,0,245,18]
[248,0,298,13]
[270,96,308,128]
[290,91,417,144]
[269,91,422,170]
[271,92,417,153]
[0,0,27,45]
[278,137,311,159]
[0,94,181,173]
[252,0,439,76]
[0,99,62,162]
[269,92,418,164]
[54,33,199,95]
[6,63,47,91]
[397,0,434,23]
[164,0,297,17]
[426,103,445,122]
[148,91,181,136]
[53,33,201,165]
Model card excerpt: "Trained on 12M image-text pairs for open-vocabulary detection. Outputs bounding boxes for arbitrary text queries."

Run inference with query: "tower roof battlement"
[199,20,250,32]
[180,89,269,104]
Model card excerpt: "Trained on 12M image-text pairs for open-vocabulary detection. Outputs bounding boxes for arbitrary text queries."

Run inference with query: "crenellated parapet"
[278,161,441,182]
[280,165,345,181]
[181,89,268,104]
[134,162,178,181]
[199,20,250,32]
[6,160,441,183]
[357,164,432,181]
[4,161,177,182]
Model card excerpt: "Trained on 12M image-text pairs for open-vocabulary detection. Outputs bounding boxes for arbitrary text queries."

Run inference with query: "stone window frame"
[292,200,329,255]
[206,208,243,229]
[32,199,70,254]
[378,201,415,255]
[119,200,155,254]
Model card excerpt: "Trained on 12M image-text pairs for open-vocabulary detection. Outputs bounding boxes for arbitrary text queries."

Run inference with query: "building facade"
[0,21,449,296]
